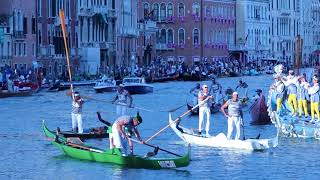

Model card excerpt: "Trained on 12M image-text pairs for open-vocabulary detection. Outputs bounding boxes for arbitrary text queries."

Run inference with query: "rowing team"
[70,86,144,156]
[192,81,245,140]
[271,69,319,122]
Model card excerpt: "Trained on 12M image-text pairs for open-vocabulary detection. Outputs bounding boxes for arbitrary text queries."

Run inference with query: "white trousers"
[116,105,128,116]
[71,113,83,133]
[110,123,127,155]
[227,116,241,140]
[199,107,211,133]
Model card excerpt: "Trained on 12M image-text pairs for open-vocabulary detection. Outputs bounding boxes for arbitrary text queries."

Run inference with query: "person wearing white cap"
[197,84,213,137]
[306,76,319,122]
[221,91,243,140]
[71,91,84,133]
[112,84,133,116]
[282,70,299,116]
[271,74,285,113]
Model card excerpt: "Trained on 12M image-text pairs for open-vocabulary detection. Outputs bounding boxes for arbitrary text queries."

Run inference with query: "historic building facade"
[36,0,79,79]
[301,0,320,65]
[138,0,236,65]
[233,0,270,62]
[77,0,116,75]
[269,0,301,64]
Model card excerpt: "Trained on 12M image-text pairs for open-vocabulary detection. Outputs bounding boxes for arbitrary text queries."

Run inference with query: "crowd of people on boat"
[98,58,281,82]
[271,65,320,122]
[0,66,39,92]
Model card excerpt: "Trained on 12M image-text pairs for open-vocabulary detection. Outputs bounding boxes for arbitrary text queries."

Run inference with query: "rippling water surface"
[1,75,320,180]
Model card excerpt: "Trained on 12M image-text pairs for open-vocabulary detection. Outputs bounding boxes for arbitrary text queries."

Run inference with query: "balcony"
[13,31,26,39]
[39,46,55,57]
[107,9,116,19]
[92,6,108,14]
[78,7,94,16]
[54,17,68,26]
[80,42,115,50]
[155,43,175,51]
[0,55,12,60]
[118,27,139,38]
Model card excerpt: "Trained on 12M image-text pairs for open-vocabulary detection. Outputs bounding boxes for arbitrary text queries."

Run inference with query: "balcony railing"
[119,27,139,38]
[80,42,115,50]
[0,55,12,60]
[39,46,55,56]
[13,31,26,39]
[107,9,116,19]
[92,6,108,14]
[155,43,175,50]
[54,17,68,26]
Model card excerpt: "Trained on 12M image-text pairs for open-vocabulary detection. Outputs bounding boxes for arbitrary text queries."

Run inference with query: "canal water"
[1,75,320,179]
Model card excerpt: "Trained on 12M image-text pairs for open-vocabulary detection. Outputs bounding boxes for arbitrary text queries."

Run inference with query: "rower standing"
[282,70,299,116]
[235,79,248,102]
[209,77,223,105]
[307,76,319,122]
[190,83,201,105]
[221,92,243,140]
[198,84,213,137]
[110,112,144,156]
[297,76,309,118]
[71,91,84,133]
[112,84,133,116]
[271,75,285,113]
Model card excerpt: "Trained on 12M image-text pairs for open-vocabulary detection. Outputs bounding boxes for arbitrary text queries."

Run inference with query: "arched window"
[143,3,149,19]
[167,3,173,17]
[193,29,199,44]
[178,3,185,17]
[192,3,200,17]
[178,28,185,44]
[160,29,166,44]
[167,29,174,44]
[160,3,166,21]
[153,3,159,21]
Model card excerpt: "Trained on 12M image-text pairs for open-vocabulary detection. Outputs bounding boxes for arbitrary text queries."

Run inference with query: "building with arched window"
[137,0,236,65]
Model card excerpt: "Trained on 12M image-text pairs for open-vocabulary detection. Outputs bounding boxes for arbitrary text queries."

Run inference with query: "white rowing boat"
[169,113,278,151]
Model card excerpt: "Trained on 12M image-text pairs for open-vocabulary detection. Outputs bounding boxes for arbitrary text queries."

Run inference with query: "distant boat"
[93,77,117,93]
[48,80,97,91]
[0,88,37,98]
[122,77,153,94]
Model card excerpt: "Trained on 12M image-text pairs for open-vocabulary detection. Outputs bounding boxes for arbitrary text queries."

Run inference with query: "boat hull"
[0,90,33,98]
[250,95,271,125]
[124,85,153,94]
[94,86,117,93]
[187,103,220,115]
[43,121,190,169]
[169,113,278,151]
[43,122,109,139]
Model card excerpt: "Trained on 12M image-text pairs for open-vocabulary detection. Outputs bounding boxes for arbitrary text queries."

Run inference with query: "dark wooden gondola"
[47,112,111,139]
[250,95,271,125]
[187,103,220,115]
[0,90,34,98]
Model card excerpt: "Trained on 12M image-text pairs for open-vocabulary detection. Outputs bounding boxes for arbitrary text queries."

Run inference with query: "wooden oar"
[59,10,74,99]
[129,138,182,157]
[145,97,210,143]
[81,95,154,112]
[66,142,104,153]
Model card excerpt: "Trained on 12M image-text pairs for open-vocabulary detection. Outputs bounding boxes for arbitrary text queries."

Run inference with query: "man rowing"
[282,70,299,116]
[297,75,309,118]
[235,79,248,103]
[306,76,319,122]
[198,84,213,137]
[112,84,133,116]
[71,91,84,133]
[190,83,201,105]
[221,91,243,140]
[271,74,285,113]
[209,77,223,105]
[110,112,144,156]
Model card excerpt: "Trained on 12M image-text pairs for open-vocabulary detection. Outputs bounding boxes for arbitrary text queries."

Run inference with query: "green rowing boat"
[43,121,190,169]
